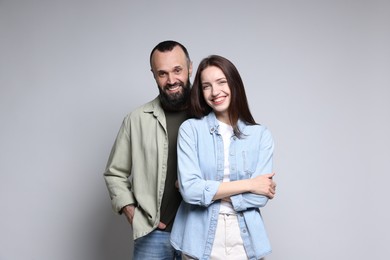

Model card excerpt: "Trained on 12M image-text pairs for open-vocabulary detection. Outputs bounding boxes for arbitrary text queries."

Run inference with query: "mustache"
[165,82,182,88]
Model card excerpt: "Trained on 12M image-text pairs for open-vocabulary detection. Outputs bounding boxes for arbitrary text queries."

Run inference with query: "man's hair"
[149,40,191,68]
[190,55,257,138]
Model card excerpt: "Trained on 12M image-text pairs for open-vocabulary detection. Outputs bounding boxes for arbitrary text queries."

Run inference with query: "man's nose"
[167,73,175,84]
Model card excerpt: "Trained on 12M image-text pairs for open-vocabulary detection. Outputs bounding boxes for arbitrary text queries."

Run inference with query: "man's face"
[151,46,193,110]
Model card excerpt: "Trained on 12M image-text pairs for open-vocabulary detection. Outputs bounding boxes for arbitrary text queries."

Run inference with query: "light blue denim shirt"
[170,112,274,260]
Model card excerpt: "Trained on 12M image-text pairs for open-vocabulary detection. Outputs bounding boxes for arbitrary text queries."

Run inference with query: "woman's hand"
[249,173,276,199]
[213,173,277,200]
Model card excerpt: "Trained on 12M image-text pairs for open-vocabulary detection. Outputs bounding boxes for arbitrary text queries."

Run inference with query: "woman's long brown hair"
[190,55,257,138]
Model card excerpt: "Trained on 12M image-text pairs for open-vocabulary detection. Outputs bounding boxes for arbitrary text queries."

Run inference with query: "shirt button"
[242,229,247,233]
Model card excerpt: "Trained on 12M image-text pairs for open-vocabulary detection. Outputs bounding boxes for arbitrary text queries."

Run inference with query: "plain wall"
[1,0,389,259]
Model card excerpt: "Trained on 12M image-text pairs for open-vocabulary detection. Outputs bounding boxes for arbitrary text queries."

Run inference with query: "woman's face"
[201,66,231,123]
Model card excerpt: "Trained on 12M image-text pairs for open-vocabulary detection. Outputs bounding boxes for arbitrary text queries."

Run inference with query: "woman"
[170,55,276,260]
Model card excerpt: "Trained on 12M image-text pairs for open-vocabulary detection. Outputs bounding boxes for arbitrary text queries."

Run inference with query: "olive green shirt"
[103,97,183,239]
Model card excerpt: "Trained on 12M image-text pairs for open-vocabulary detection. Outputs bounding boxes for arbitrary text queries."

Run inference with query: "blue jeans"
[133,230,181,260]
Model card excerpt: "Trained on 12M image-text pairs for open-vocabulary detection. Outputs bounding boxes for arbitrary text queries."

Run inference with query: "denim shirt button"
[243,229,247,233]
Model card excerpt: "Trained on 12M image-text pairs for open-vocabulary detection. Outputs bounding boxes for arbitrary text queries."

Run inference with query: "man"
[103,40,192,260]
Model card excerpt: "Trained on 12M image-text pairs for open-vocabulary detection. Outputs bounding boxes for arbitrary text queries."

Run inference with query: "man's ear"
[150,68,156,79]
[188,61,193,77]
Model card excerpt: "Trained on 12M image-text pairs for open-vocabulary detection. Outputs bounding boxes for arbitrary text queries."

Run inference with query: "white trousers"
[182,213,248,260]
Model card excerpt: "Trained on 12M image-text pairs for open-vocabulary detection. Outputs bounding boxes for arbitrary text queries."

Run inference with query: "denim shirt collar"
[206,112,247,135]
[206,112,219,134]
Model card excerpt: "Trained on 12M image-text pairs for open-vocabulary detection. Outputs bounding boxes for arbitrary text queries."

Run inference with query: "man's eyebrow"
[157,66,182,72]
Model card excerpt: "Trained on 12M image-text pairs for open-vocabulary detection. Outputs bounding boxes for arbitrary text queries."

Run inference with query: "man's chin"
[159,90,188,111]
[166,91,183,100]
[158,81,191,111]
[166,94,185,105]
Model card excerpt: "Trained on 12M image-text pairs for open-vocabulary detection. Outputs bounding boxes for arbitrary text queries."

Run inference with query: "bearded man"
[104,40,192,260]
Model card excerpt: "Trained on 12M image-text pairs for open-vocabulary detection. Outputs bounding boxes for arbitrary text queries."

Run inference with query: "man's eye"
[158,72,167,77]
[174,68,182,74]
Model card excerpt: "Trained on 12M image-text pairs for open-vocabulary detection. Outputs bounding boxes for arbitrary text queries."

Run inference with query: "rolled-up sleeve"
[177,121,220,207]
[231,127,274,211]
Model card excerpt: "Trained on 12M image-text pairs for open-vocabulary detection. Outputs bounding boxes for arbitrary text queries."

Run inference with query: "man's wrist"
[120,204,133,214]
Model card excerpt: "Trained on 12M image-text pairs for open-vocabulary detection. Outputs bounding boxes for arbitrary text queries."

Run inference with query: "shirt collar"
[206,112,247,135]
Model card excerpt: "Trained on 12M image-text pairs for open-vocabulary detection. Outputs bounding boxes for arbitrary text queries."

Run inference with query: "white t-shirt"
[217,120,236,214]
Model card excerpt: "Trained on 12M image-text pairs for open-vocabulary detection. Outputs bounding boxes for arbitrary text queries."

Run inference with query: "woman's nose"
[211,85,220,96]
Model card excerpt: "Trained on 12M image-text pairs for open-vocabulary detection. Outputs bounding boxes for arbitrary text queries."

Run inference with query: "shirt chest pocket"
[242,150,258,176]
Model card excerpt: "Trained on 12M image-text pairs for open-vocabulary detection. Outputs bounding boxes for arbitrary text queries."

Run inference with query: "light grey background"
[1,0,389,259]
